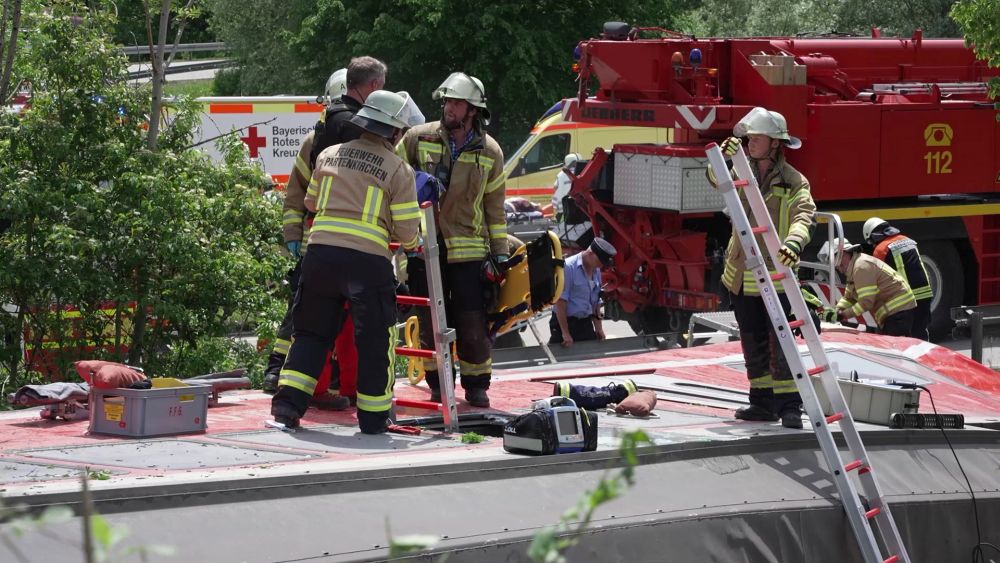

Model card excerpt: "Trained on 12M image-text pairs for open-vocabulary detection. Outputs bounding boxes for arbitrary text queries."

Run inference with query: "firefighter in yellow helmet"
[397,72,507,408]
[714,107,816,429]
[270,90,421,433]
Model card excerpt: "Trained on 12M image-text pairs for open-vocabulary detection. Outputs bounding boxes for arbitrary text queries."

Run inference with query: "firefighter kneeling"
[271,91,421,433]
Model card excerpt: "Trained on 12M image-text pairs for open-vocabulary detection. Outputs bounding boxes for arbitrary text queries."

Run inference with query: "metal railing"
[122,42,228,56]
[951,305,1000,364]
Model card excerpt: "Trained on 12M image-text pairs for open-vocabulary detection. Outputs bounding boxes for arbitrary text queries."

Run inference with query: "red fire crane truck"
[561,23,1000,340]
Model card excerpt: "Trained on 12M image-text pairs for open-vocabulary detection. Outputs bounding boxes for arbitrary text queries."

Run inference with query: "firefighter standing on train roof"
[263,58,388,409]
[863,218,933,340]
[818,238,917,337]
[270,90,421,433]
[397,72,507,408]
[712,107,817,429]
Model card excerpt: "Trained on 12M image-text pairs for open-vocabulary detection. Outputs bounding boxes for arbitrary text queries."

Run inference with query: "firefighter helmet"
[817,238,861,265]
[733,107,801,149]
[432,72,491,125]
[350,90,415,139]
[325,68,348,99]
[863,217,889,245]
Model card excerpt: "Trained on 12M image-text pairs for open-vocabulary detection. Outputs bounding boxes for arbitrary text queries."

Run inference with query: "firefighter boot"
[464,387,490,408]
[357,410,390,435]
[270,399,301,429]
[262,351,285,395]
[735,388,778,422]
[774,392,804,429]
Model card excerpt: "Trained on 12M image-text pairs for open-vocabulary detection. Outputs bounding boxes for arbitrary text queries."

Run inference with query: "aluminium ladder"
[705,143,909,563]
[392,202,460,433]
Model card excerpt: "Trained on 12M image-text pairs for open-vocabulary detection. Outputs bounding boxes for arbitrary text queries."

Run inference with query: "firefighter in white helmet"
[552,153,581,220]
[863,217,932,340]
[818,238,917,336]
[397,71,507,408]
[271,90,421,433]
[712,107,816,429]
[264,57,387,409]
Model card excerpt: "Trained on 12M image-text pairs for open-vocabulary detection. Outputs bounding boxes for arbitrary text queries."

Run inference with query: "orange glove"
[615,390,657,417]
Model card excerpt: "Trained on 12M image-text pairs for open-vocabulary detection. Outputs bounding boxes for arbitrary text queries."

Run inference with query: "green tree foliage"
[951,0,1000,101]
[208,0,694,151]
[0,3,284,387]
[676,0,961,38]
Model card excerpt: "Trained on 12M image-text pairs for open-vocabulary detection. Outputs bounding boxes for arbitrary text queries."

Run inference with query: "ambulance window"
[512,133,570,178]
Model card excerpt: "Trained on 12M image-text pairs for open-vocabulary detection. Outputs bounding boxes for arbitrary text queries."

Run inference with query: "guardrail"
[951,305,1000,363]
[122,42,228,56]
[127,59,236,80]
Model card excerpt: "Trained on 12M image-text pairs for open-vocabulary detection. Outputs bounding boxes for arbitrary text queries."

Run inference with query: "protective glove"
[286,241,301,258]
[721,136,742,156]
[821,309,838,323]
[777,240,801,267]
[405,235,424,258]
[495,254,509,264]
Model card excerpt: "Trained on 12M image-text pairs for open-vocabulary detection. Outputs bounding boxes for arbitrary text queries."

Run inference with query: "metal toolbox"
[813,377,920,426]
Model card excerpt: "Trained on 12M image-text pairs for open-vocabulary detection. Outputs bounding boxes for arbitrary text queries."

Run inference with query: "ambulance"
[186,96,324,187]
[503,101,673,205]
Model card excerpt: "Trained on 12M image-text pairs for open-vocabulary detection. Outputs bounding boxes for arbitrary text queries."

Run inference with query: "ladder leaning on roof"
[705,143,909,563]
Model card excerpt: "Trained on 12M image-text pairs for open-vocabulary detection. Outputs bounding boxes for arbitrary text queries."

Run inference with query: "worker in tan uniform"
[264,57,387,409]
[271,90,421,433]
[397,72,507,408]
[818,238,916,336]
[710,107,816,429]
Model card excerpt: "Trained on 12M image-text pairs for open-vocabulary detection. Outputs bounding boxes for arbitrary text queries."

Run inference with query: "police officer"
[271,90,421,433]
[397,72,507,408]
[819,238,917,337]
[863,217,932,340]
[712,107,816,429]
[264,57,387,409]
[550,238,616,346]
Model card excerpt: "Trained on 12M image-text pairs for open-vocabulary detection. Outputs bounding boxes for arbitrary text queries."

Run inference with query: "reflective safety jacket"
[397,121,507,263]
[874,234,932,303]
[837,253,916,327]
[282,96,363,247]
[722,153,816,295]
[305,133,420,261]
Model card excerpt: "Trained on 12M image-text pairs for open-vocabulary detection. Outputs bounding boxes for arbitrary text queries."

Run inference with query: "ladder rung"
[807,366,825,376]
[396,295,431,306]
[825,412,844,424]
[788,319,805,329]
[859,466,872,475]
[770,272,787,282]
[844,459,864,472]
[393,397,444,411]
[396,346,436,359]
[884,556,900,563]
[865,507,881,519]
[751,226,769,234]
[733,179,749,188]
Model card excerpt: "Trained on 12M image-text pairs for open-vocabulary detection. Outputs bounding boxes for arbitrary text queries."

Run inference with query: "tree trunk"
[165,0,197,70]
[144,0,172,151]
[0,0,22,104]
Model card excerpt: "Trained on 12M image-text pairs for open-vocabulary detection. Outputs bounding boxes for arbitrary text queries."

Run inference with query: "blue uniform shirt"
[560,253,601,318]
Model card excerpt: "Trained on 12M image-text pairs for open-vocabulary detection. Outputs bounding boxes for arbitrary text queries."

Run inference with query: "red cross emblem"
[241,126,267,157]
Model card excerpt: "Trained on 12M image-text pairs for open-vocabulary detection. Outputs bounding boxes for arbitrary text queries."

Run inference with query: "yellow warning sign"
[104,403,123,422]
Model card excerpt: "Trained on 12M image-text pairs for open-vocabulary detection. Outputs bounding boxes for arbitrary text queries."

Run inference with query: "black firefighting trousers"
[272,246,396,431]
[266,260,341,390]
[407,253,492,391]
[731,289,802,415]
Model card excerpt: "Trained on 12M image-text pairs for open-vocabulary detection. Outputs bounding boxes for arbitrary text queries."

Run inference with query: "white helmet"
[432,71,491,125]
[733,107,801,149]
[325,68,348,99]
[564,153,581,168]
[349,90,414,138]
[862,217,888,244]
[817,238,860,265]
